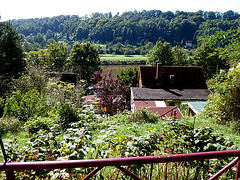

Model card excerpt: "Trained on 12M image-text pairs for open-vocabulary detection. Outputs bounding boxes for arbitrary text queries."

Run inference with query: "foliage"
[172,46,191,66]
[3,89,48,122]
[0,117,22,134]
[12,10,240,51]
[128,109,159,123]
[0,21,26,95]
[0,97,4,117]
[193,28,240,79]
[11,64,49,94]
[45,80,84,109]
[1,118,237,179]
[69,42,101,83]
[59,103,80,128]
[146,40,173,65]
[201,64,240,130]
[25,116,57,133]
[1,126,92,179]
[26,42,68,71]
[92,71,130,115]
[213,28,240,68]
[47,42,68,70]
[2,71,85,129]
[118,67,138,87]
[193,40,224,79]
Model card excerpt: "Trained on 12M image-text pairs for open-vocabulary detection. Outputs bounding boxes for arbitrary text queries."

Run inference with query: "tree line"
[11,10,240,52]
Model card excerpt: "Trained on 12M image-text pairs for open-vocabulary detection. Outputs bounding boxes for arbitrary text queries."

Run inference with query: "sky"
[1,0,240,21]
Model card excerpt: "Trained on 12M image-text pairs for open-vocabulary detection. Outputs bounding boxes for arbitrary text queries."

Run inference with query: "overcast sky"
[1,0,240,21]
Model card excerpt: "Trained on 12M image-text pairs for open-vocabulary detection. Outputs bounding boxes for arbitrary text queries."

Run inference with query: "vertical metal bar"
[0,136,16,180]
[0,135,7,163]
[116,166,142,180]
[82,166,103,180]
[149,163,153,180]
[235,158,240,180]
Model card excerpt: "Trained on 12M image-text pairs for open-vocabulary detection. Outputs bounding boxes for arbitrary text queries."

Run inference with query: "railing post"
[235,158,240,180]
[6,171,16,180]
[0,135,16,179]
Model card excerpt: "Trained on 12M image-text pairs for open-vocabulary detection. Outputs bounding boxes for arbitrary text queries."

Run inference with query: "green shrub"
[3,89,48,121]
[59,103,80,128]
[2,126,92,179]
[128,109,159,123]
[0,117,23,133]
[25,117,58,133]
[202,64,240,130]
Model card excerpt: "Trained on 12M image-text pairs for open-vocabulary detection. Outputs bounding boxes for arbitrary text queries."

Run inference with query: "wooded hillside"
[12,10,240,51]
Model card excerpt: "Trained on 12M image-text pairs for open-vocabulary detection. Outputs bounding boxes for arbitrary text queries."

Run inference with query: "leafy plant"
[0,117,22,133]
[3,89,48,122]
[202,64,240,130]
[128,109,159,123]
[92,70,130,115]
[118,67,138,87]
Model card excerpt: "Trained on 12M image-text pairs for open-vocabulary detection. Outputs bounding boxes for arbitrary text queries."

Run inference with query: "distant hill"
[11,10,240,51]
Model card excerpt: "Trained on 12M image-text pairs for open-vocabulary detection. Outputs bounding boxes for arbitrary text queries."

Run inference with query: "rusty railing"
[0,149,240,179]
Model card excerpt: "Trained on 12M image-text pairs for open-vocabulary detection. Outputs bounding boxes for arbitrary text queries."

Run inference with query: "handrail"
[1,149,240,179]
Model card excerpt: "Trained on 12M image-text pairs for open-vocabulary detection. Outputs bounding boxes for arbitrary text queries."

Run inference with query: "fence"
[0,149,240,179]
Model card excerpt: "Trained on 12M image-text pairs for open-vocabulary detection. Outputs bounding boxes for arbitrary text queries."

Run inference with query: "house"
[131,64,210,118]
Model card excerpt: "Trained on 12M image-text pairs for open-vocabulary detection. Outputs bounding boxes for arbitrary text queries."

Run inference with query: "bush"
[59,103,80,128]
[3,89,48,122]
[202,64,240,130]
[25,116,58,133]
[0,117,22,133]
[128,109,159,123]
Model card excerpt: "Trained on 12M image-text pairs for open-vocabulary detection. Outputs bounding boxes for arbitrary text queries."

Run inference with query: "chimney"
[155,63,162,87]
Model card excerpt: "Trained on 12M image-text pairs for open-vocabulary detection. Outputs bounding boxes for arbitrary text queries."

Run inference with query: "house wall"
[165,100,182,106]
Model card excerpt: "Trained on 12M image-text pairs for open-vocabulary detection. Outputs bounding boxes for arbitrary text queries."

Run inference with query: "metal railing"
[0,149,240,179]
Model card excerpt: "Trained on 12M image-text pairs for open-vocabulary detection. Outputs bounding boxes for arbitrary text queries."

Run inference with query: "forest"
[12,9,240,52]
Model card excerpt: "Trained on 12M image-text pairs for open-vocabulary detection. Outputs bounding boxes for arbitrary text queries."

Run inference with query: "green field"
[100,54,147,61]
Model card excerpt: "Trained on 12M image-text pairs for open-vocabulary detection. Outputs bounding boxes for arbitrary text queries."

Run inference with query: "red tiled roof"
[133,100,182,119]
[134,100,157,110]
[148,107,182,119]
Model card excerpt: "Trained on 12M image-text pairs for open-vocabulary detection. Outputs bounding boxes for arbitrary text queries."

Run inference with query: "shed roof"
[187,101,207,114]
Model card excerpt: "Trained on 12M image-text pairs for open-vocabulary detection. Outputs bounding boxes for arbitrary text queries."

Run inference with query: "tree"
[69,42,101,83]
[92,71,130,115]
[146,41,173,66]
[47,42,68,70]
[172,46,190,66]
[193,40,225,79]
[118,68,138,87]
[0,21,26,95]
[202,64,240,129]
